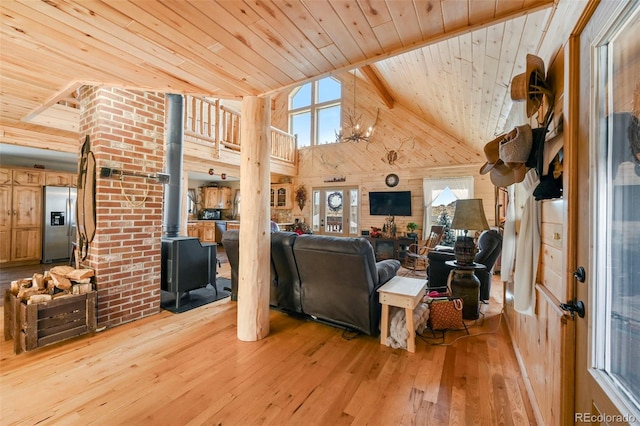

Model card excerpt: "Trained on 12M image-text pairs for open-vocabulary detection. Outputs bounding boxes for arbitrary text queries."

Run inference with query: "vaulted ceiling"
[0,0,587,162]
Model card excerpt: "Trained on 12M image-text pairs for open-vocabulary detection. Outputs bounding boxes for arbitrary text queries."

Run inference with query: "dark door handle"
[560,300,585,318]
[573,266,586,282]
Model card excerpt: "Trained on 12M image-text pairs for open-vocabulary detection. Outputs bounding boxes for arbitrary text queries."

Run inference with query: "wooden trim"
[360,65,394,109]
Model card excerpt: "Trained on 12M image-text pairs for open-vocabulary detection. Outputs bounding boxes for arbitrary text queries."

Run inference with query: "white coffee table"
[378,276,427,353]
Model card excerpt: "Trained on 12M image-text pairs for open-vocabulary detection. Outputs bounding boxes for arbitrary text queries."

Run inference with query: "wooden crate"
[4,290,97,354]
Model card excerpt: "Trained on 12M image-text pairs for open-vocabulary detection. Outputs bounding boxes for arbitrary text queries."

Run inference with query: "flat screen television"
[369,191,412,216]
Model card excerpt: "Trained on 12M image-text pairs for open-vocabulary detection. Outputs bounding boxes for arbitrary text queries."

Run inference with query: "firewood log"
[45,277,55,294]
[50,265,75,276]
[27,294,52,304]
[50,272,72,291]
[66,269,94,281]
[32,273,45,290]
[11,279,32,295]
[72,283,93,295]
[17,288,39,301]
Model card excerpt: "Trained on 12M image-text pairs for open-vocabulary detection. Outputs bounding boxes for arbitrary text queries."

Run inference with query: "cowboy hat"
[499,124,533,184]
[511,54,547,118]
[479,134,504,175]
[489,161,519,187]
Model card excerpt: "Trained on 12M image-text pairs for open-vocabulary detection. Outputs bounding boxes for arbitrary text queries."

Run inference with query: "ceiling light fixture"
[335,70,378,143]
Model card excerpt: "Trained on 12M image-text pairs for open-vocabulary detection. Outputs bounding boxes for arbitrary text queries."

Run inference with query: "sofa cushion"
[270,232,302,312]
[221,230,279,305]
[377,259,402,285]
[293,235,382,335]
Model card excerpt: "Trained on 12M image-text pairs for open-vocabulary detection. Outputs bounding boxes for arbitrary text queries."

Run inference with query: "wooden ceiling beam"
[359,65,395,109]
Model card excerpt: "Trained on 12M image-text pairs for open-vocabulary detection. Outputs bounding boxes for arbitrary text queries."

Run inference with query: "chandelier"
[335,71,378,143]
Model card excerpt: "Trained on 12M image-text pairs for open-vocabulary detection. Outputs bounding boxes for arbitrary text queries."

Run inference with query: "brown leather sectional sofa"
[222,231,401,335]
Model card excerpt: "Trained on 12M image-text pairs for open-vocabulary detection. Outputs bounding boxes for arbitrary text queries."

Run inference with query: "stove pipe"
[164,94,184,238]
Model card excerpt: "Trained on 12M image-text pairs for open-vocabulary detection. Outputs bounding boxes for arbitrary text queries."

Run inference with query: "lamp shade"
[451,199,490,265]
[451,199,490,232]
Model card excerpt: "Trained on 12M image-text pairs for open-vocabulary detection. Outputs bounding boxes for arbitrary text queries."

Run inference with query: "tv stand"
[366,236,416,262]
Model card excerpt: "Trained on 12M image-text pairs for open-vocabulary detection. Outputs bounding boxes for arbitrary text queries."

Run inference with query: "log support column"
[237,95,271,341]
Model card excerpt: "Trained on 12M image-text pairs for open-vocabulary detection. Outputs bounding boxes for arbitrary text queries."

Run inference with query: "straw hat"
[479,134,504,175]
[489,161,520,188]
[480,129,526,187]
[511,54,547,118]
[499,124,533,184]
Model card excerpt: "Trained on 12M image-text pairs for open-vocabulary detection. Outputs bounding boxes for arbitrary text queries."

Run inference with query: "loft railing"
[184,96,297,164]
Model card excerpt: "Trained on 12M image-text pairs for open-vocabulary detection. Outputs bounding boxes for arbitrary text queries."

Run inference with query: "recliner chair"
[427,230,503,301]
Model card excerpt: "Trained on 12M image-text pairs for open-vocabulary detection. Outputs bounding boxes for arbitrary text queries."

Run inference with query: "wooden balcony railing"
[184,96,296,164]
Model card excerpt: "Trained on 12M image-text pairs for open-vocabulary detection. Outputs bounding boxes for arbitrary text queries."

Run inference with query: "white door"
[574,1,640,422]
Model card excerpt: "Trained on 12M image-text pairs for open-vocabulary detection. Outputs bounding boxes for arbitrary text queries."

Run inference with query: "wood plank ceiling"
[0,0,584,159]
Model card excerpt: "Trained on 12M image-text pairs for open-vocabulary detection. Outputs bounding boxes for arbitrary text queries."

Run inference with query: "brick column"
[78,87,165,328]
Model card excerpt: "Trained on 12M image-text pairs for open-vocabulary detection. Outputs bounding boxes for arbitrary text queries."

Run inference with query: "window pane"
[349,189,359,234]
[312,190,320,231]
[603,9,640,410]
[291,112,311,148]
[291,83,311,109]
[317,77,341,103]
[316,105,341,145]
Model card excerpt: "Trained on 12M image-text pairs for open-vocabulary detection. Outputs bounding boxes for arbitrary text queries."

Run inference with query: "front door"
[574,1,640,422]
[311,186,359,236]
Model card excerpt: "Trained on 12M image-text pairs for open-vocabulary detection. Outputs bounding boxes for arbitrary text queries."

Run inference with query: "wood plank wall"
[502,46,574,426]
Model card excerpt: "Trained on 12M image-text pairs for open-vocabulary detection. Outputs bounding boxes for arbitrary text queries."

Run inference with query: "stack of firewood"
[10,266,95,304]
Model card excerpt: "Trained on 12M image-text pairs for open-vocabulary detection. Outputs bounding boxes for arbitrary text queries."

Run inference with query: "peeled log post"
[237,95,271,341]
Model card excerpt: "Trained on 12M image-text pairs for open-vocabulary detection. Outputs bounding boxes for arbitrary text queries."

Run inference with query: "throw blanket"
[386,304,430,349]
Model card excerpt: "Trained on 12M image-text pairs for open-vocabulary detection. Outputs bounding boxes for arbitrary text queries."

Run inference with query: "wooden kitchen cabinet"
[270,184,292,209]
[202,186,232,209]
[11,228,41,262]
[0,166,73,265]
[0,184,42,264]
[187,222,201,239]
[45,171,76,187]
[12,186,42,228]
[12,169,43,186]
[201,222,216,243]
[218,187,232,209]
[0,168,11,185]
[202,187,218,209]
[0,185,10,262]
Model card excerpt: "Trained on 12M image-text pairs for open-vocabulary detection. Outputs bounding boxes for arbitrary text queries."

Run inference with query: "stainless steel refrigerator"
[42,186,77,263]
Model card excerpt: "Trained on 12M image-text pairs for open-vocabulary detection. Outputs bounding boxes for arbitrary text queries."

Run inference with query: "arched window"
[288,77,341,147]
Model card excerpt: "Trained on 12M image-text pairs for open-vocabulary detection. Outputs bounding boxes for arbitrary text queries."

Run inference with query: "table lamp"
[450,199,490,265]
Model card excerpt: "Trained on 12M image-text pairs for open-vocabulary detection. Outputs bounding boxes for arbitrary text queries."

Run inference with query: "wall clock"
[385,173,399,187]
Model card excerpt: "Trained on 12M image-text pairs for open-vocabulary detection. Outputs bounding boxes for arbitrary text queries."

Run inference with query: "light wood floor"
[1,259,535,425]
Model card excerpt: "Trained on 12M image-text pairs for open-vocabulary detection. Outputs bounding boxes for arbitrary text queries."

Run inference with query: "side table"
[445,260,486,320]
[378,276,427,353]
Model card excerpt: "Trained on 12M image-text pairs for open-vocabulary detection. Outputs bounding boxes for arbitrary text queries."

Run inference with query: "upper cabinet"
[11,169,43,186]
[45,171,77,187]
[0,168,11,185]
[270,184,292,209]
[201,186,232,209]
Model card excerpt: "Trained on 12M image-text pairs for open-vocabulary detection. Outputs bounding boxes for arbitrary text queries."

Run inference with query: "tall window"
[289,77,341,147]
[422,177,474,242]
